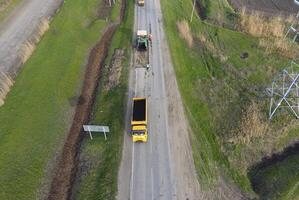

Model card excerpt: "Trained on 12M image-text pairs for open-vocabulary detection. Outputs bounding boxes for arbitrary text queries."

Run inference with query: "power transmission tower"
[267,61,299,120]
[285,1,299,42]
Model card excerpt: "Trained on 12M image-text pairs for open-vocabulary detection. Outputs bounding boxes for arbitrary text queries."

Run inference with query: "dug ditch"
[47,0,127,198]
[47,23,118,200]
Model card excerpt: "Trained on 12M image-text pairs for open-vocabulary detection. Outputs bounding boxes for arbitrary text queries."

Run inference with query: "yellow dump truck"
[138,0,144,6]
[131,98,147,142]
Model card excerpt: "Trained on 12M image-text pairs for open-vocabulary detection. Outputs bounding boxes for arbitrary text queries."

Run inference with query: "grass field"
[0,0,110,199]
[74,0,134,199]
[161,0,299,198]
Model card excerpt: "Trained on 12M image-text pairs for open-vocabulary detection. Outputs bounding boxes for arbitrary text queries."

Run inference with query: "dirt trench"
[47,24,118,200]
[47,0,127,199]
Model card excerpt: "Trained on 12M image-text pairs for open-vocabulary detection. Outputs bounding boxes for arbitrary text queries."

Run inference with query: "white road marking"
[130,143,135,200]
[130,68,138,200]
[134,69,138,95]
[151,167,154,200]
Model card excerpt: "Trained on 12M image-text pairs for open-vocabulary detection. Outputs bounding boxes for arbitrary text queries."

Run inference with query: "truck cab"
[132,125,147,142]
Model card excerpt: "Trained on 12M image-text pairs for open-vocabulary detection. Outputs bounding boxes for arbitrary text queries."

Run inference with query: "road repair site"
[0,0,299,200]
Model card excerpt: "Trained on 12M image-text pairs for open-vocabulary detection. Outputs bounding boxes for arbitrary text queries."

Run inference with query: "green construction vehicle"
[136,30,149,51]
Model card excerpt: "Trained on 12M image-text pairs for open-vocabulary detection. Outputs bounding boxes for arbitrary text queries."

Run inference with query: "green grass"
[0,0,109,199]
[161,0,296,197]
[208,0,236,24]
[110,0,121,22]
[74,0,134,199]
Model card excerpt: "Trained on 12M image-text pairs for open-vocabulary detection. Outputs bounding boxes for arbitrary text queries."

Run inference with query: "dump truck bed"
[132,98,146,122]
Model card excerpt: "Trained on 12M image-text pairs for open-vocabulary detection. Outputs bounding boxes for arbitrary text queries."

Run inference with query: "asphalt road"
[0,0,63,77]
[117,0,202,199]
[130,1,175,199]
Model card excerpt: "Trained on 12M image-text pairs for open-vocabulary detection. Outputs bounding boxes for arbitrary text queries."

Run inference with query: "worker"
[146,64,150,71]
[148,33,152,41]
[148,33,152,47]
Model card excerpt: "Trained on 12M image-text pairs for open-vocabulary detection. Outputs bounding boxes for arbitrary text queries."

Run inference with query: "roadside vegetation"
[161,0,299,199]
[0,0,110,199]
[249,150,299,200]
[0,0,22,21]
[74,0,134,199]
[239,8,299,59]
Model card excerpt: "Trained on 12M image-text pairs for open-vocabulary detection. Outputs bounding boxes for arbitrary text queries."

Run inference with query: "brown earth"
[135,51,148,67]
[104,48,124,91]
[228,0,298,16]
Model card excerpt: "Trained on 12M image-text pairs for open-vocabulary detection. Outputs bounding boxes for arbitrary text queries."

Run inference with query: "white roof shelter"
[137,30,147,36]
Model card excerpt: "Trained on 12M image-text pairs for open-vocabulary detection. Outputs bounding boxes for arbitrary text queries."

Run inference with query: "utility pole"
[190,0,196,22]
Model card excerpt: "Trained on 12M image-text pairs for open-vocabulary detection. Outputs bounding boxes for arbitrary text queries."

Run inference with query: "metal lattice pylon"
[285,25,299,42]
[267,61,299,120]
[285,1,299,42]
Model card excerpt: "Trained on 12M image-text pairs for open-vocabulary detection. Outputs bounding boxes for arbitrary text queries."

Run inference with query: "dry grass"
[228,102,269,145]
[223,99,299,175]
[239,7,290,38]
[0,0,11,12]
[259,38,299,59]
[20,18,50,64]
[176,20,193,47]
[0,72,14,106]
[226,117,299,176]
[239,8,298,59]
[198,34,228,62]
[0,17,50,107]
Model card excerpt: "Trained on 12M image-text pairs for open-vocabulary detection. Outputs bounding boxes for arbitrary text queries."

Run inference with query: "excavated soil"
[228,0,297,16]
[104,48,124,91]
[47,24,118,200]
[48,0,127,199]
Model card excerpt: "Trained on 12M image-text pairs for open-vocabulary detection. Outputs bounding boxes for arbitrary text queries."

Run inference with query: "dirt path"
[154,0,203,198]
[228,0,297,16]
[0,0,63,105]
[0,0,63,75]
